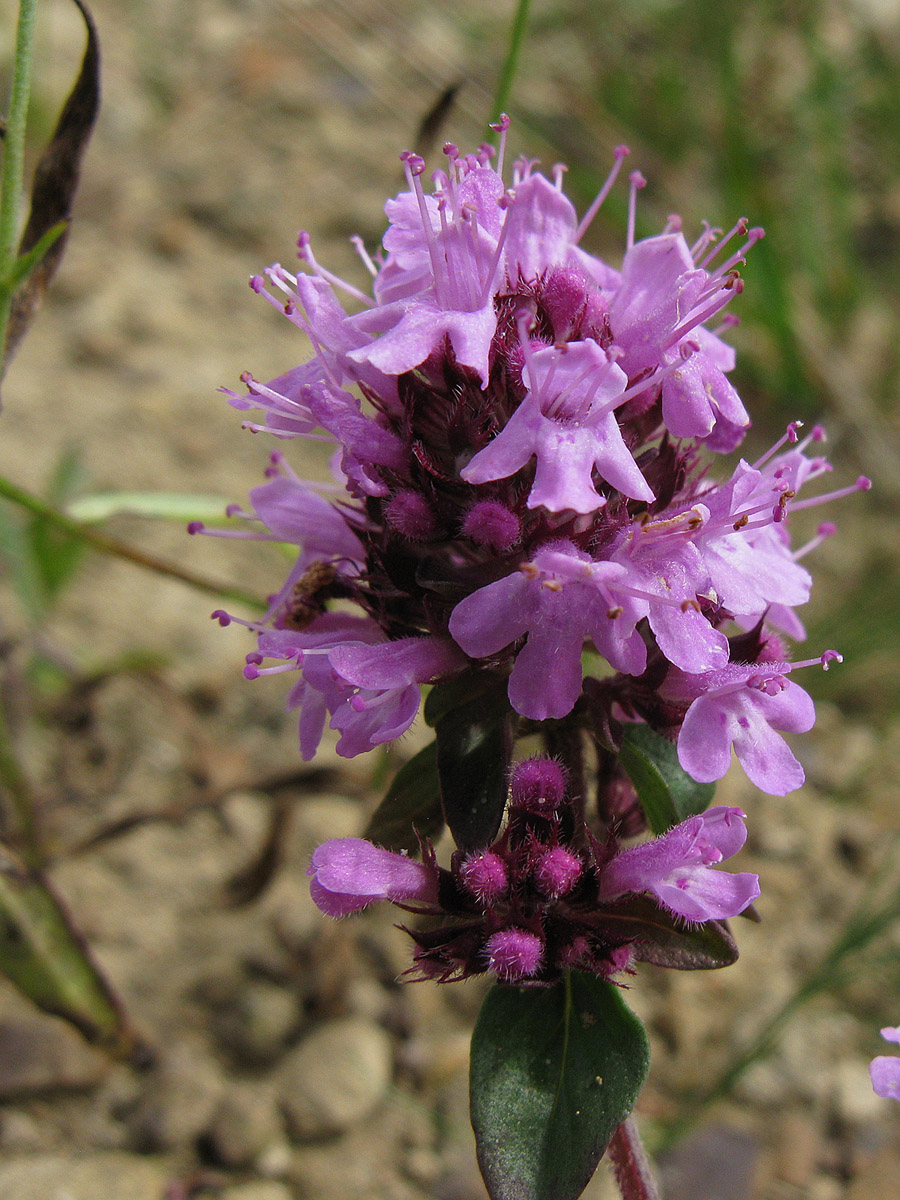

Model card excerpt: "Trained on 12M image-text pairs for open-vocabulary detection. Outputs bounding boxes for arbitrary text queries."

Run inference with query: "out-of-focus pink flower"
[870,1026,900,1101]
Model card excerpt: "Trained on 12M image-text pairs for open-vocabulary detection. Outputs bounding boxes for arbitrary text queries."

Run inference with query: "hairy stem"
[608,1118,662,1200]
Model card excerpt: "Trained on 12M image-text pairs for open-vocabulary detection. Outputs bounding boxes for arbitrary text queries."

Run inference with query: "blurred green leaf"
[67,491,234,524]
[0,843,133,1052]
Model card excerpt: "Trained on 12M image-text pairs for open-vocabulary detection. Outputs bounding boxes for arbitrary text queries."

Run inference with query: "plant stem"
[0,0,39,353]
[0,473,265,610]
[0,702,45,868]
[489,0,531,131]
[608,1118,662,1200]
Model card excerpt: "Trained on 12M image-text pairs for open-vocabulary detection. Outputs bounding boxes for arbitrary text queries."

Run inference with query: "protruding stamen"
[705,226,764,283]
[698,217,749,269]
[489,113,511,178]
[788,650,843,672]
[662,282,743,352]
[626,169,646,250]
[709,312,740,337]
[793,522,836,560]
[401,149,446,297]
[350,235,378,277]
[753,421,805,469]
[689,221,720,260]
[296,232,372,304]
[788,476,871,512]
[575,145,630,244]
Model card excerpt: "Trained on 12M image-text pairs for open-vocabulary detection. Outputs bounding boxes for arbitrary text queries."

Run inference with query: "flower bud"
[484,928,543,981]
[533,846,582,898]
[385,490,439,541]
[459,850,508,905]
[509,758,567,813]
[461,500,521,552]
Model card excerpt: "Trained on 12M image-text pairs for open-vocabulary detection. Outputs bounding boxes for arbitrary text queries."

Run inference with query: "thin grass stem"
[0,0,39,354]
[0,473,266,611]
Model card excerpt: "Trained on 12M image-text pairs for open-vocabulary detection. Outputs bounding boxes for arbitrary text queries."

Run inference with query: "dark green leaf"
[620,724,715,834]
[471,971,650,1200]
[3,0,101,375]
[0,844,133,1052]
[363,740,444,853]
[423,669,506,728]
[598,895,739,970]
[433,675,515,850]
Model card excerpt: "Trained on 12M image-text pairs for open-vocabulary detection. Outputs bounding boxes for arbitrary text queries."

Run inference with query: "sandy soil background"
[0,1,899,1197]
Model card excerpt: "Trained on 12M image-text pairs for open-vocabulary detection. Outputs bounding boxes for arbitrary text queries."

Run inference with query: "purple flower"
[871,1027,900,1101]
[348,153,505,385]
[245,615,463,760]
[692,459,813,621]
[610,526,729,673]
[308,838,439,916]
[449,541,647,720]
[609,224,758,448]
[667,662,818,795]
[461,338,652,513]
[597,806,760,922]
[217,122,866,883]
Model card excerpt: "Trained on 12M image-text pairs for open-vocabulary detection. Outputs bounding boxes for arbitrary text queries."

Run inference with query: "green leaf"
[67,491,235,524]
[423,669,506,728]
[620,724,715,834]
[598,896,739,970]
[1,220,67,293]
[363,740,444,853]
[432,675,515,850]
[0,844,133,1052]
[471,971,650,1200]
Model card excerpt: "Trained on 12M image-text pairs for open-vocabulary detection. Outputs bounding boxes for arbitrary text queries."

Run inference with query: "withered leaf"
[2,0,101,380]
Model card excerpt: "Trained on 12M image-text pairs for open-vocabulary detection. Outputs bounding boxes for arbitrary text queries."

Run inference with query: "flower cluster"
[201,119,865,802]
[308,758,759,984]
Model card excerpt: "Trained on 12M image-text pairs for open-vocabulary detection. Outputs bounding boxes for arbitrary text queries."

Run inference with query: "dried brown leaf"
[2,0,101,377]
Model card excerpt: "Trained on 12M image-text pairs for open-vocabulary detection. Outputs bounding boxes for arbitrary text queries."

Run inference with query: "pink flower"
[668,662,817,795]
[461,338,651,513]
[308,838,439,916]
[871,1026,900,1101]
[597,806,759,922]
[244,615,463,760]
[448,541,647,721]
